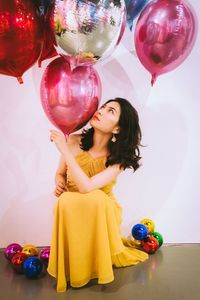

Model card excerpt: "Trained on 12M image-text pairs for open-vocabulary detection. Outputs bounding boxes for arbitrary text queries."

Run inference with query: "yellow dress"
[47,150,148,292]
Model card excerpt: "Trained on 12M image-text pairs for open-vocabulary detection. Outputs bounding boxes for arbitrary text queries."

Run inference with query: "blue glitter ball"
[23,256,43,279]
[131,223,148,240]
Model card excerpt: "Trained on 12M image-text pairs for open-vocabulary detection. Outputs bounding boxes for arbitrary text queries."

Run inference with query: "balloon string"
[17,77,23,84]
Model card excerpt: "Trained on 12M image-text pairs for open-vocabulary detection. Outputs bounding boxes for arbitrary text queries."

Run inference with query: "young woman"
[48,97,148,292]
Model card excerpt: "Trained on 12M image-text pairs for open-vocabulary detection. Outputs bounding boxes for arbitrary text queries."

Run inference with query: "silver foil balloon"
[54,0,126,66]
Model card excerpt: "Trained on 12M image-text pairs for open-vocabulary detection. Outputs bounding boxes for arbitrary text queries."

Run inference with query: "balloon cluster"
[0,0,198,87]
[0,0,198,136]
[131,218,163,254]
[4,243,50,278]
[38,0,126,135]
[0,0,126,82]
[39,0,126,135]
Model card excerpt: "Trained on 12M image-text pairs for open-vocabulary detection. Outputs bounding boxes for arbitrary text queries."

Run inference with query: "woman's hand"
[50,130,68,154]
[54,175,67,197]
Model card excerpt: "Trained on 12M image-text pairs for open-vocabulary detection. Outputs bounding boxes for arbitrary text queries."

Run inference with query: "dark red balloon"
[38,2,57,67]
[38,24,57,67]
[0,0,43,83]
[142,236,159,254]
[135,0,198,85]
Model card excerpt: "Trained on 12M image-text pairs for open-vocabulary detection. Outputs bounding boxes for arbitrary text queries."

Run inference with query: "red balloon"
[142,236,159,254]
[0,0,43,83]
[134,0,198,85]
[11,252,28,274]
[40,56,101,135]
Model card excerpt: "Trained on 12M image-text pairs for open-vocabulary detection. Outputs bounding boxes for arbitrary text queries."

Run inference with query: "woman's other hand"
[54,175,67,197]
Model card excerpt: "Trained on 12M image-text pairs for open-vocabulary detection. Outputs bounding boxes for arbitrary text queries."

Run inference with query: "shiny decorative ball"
[132,224,148,240]
[11,253,28,274]
[151,232,163,247]
[4,243,22,261]
[140,218,155,234]
[40,247,50,267]
[142,236,159,254]
[21,245,39,257]
[23,257,43,279]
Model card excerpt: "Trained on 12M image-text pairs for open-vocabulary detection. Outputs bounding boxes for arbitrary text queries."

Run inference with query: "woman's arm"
[55,155,67,180]
[54,155,67,197]
[63,147,122,193]
[54,134,80,196]
[50,130,123,193]
[63,147,123,193]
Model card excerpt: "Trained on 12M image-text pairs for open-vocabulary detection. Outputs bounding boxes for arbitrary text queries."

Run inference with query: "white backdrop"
[0,0,200,248]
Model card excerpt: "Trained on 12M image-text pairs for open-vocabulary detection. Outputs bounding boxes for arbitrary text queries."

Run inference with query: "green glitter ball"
[151,232,163,247]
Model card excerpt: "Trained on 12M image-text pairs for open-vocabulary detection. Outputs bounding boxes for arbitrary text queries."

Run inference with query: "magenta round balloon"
[4,243,22,261]
[117,7,127,46]
[40,56,101,135]
[134,0,198,85]
[40,247,50,267]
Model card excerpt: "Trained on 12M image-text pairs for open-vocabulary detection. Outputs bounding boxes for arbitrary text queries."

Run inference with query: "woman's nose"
[98,110,102,116]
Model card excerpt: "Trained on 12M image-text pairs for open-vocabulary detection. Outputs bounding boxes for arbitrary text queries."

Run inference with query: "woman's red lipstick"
[93,115,100,121]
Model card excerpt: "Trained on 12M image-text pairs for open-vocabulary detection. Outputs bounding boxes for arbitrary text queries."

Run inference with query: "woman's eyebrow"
[100,104,118,113]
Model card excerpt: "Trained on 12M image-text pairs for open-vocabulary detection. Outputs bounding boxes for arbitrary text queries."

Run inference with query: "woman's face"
[89,101,121,134]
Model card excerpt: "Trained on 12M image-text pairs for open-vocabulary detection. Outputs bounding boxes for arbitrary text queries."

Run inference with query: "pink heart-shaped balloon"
[40,56,102,135]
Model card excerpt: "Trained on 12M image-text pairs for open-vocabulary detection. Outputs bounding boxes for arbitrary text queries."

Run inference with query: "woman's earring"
[111,134,117,142]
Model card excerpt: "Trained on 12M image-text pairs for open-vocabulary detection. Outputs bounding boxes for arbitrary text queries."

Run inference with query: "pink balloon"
[134,0,198,85]
[40,56,101,135]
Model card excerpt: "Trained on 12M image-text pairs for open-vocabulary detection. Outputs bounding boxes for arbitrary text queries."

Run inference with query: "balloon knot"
[151,73,157,86]
[17,77,23,84]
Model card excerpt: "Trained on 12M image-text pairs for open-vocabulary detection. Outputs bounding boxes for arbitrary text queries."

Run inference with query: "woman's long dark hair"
[80,98,143,172]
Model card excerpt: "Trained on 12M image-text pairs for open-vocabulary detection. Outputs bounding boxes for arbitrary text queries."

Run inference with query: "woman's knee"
[87,189,108,206]
[57,189,108,208]
[87,189,107,197]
